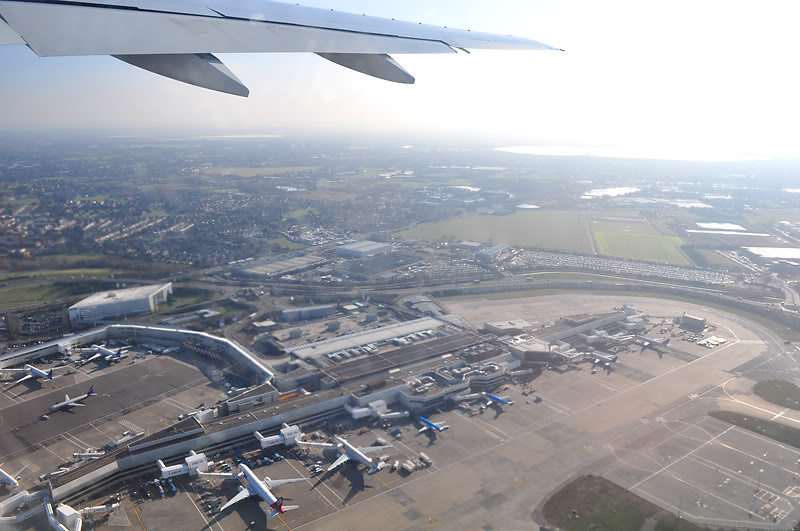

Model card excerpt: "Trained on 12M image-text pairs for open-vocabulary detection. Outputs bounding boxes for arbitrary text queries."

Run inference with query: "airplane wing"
[70,403,86,407]
[295,441,336,449]
[327,454,350,472]
[0,0,559,95]
[219,488,252,512]
[263,477,306,488]
[15,374,34,384]
[357,445,393,455]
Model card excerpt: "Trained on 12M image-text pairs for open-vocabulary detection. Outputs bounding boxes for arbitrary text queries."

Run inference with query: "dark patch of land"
[710,410,800,449]
[542,475,711,531]
[753,380,800,411]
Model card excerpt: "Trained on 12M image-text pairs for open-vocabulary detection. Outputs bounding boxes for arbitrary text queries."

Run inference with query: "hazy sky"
[2,0,800,158]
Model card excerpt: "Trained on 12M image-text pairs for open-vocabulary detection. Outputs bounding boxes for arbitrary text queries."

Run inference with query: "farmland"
[397,210,595,253]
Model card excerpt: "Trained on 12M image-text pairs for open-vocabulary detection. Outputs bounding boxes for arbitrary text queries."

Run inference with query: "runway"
[0,357,205,459]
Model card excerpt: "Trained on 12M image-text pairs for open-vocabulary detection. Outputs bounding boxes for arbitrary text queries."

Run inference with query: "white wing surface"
[0,0,559,95]
[327,454,350,472]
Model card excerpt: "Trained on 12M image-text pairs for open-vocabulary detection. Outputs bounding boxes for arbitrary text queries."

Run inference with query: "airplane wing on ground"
[0,0,560,95]
[219,487,252,512]
[295,441,336,449]
[263,477,306,488]
[14,374,33,384]
[327,454,350,472]
[70,403,86,407]
[357,445,393,455]
[268,505,299,518]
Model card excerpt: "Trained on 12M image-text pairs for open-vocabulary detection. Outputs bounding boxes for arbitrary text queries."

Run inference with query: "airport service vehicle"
[218,464,305,518]
[296,436,393,474]
[48,386,97,412]
[416,416,450,434]
[0,0,558,96]
[0,363,68,384]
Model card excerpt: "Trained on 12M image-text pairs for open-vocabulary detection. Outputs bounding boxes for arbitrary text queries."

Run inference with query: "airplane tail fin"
[47,369,54,379]
[87,386,96,396]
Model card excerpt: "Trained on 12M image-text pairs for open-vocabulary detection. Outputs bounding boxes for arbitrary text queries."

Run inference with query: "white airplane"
[0,0,560,96]
[417,416,449,435]
[0,463,24,488]
[0,364,67,385]
[219,464,305,518]
[83,345,127,364]
[636,335,670,350]
[297,436,392,474]
[48,386,97,412]
[589,352,618,365]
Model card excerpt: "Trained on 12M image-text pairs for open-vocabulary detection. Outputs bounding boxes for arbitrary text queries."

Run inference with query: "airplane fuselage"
[239,464,278,506]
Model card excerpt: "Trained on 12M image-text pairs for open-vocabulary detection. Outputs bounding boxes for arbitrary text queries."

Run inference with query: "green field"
[0,283,93,309]
[753,380,800,410]
[267,237,307,250]
[594,232,691,265]
[204,166,319,177]
[0,268,112,282]
[285,207,319,219]
[542,475,710,531]
[397,210,594,253]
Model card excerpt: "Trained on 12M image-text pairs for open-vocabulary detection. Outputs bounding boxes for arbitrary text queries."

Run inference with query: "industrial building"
[484,319,537,335]
[336,240,392,258]
[68,283,172,325]
[474,244,511,262]
[281,304,336,322]
[238,254,325,278]
[680,314,706,333]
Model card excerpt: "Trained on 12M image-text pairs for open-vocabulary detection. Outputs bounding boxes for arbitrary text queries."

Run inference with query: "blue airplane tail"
[87,386,96,396]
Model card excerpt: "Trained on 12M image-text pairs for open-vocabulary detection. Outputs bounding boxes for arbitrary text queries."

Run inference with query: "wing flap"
[295,441,336,449]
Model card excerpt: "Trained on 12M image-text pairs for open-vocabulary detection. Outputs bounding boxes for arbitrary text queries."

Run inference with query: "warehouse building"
[281,304,336,322]
[484,319,537,335]
[68,283,172,325]
[474,244,510,262]
[336,240,392,258]
[680,314,706,333]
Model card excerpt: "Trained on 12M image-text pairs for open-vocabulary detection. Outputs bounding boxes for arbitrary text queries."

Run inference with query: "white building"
[68,283,173,325]
[336,240,391,258]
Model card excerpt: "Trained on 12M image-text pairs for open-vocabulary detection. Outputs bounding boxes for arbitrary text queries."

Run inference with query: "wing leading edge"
[0,0,560,95]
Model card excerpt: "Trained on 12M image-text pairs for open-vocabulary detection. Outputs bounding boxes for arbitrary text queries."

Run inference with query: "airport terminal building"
[68,283,173,325]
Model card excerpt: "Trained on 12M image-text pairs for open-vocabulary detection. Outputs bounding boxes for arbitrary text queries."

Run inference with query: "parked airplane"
[296,436,392,474]
[636,335,670,354]
[0,0,559,96]
[589,352,618,366]
[484,392,514,408]
[48,386,97,412]
[0,463,23,488]
[83,345,127,364]
[417,416,450,434]
[219,464,305,517]
[0,364,67,385]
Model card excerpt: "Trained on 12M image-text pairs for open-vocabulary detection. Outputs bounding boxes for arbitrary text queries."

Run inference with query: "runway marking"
[90,422,112,439]
[277,513,293,530]
[281,457,340,510]
[453,412,504,441]
[59,433,86,450]
[65,431,92,449]
[0,375,208,461]
[20,459,40,474]
[183,478,225,531]
[772,408,789,421]
[120,420,144,433]
[632,485,768,526]
[39,443,67,462]
[688,453,789,501]
[129,498,147,531]
[162,397,193,413]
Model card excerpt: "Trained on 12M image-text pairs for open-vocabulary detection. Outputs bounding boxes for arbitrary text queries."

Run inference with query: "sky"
[2,0,800,159]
